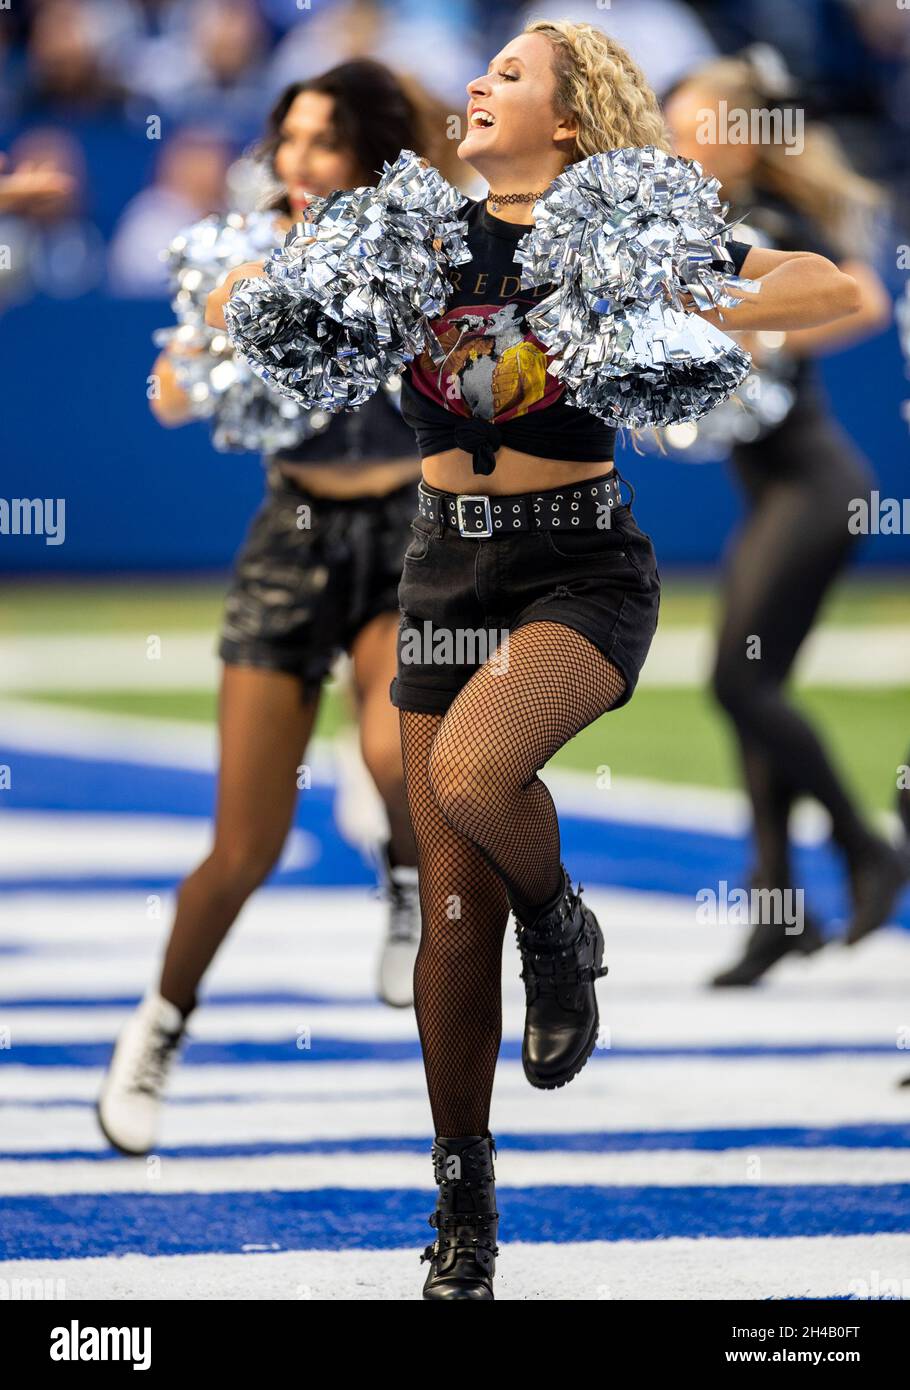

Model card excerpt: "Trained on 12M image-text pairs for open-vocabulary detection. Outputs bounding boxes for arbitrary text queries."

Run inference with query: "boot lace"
[386,876,421,944]
[129,1027,182,1097]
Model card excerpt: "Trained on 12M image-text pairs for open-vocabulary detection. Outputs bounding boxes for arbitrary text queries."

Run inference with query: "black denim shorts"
[219,465,420,696]
[389,469,661,715]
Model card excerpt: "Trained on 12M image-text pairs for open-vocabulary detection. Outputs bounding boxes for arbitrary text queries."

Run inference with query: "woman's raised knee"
[427,731,513,835]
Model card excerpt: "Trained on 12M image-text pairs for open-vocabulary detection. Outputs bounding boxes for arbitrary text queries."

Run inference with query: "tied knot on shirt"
[454,417,502,476]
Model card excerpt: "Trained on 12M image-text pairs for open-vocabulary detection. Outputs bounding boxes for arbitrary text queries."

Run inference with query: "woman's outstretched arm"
[774,258,892,355]
[700,246,861,332]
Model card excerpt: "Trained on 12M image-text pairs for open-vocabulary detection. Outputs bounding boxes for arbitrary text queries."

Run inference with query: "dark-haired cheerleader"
[98,60,433,1158]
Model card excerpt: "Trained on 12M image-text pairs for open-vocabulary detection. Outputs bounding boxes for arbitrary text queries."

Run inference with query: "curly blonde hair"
[523,16,671,161]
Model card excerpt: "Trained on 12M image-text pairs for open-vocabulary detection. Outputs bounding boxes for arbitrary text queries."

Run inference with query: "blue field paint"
[3,1184,910,1260]
[0,749,222,817]
[0,1038,903,1068]
[5,1122,910,1164]
[0,990,380,1010]
[0,748,369,888]
[3,744,909,925]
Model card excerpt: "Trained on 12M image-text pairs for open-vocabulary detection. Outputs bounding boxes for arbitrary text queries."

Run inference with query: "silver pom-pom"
[514,146,762,428]
[223,149,472,412]
[153,211,326,453]
[661,333,799,458]
[162,210,283,331]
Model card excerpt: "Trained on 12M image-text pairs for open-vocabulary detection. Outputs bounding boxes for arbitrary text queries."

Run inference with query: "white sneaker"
[97,991,190,1155]
[375,841,421,1008]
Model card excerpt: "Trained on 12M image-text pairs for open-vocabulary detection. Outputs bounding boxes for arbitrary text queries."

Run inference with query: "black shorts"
[389,470,661,715]
[219,465,420,696]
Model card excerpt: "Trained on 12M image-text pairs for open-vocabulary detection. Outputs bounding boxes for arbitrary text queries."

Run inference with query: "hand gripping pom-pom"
[513,146,762,429]
[222,150,472,414]
[152,210,328,453]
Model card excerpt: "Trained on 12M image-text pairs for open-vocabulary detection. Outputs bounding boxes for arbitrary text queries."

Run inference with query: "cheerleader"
[664,57,909,986]
[212,19,864,1300]
[98,61,431,1158]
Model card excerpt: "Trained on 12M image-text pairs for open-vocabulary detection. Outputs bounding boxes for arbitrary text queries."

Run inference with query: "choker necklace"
[487,190,546,213]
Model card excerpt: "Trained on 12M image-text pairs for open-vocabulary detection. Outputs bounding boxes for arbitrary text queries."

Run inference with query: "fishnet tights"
[399,620,627,1135]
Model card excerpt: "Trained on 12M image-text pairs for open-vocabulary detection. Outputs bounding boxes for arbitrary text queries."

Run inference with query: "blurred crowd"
[0,0,908,304]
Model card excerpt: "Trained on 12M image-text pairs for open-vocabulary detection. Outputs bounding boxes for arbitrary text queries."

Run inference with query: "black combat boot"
[844,837,910,946]
[711,876,825,987]
[510,863,607,1090]
[420,1133,499,1300]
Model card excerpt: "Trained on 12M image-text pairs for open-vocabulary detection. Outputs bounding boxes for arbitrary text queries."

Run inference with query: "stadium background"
[1,0,909,1300]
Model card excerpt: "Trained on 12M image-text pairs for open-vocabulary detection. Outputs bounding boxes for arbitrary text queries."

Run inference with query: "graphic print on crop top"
[406,199,560,424]
[408,298,562,423]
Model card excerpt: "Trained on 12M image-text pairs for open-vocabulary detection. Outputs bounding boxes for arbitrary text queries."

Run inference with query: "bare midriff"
[276,454,423,498]
[421,446,616,496]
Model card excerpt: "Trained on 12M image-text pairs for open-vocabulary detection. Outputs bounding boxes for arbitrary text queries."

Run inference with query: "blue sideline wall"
[1,290,908,575]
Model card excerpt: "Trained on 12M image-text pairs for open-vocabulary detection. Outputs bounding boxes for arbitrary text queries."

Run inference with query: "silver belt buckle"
[456,494,493,538]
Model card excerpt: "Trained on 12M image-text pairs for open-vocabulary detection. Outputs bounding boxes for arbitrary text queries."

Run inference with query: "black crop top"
[269,377,419,466]
[398,197,755,474]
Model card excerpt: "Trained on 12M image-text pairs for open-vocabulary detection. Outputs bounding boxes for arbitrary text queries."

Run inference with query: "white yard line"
[4,1235,910,1300]
[3,1055,909,1146]
[0,815,318,878]
[1,625,908,691]
[2,1148,908,1197]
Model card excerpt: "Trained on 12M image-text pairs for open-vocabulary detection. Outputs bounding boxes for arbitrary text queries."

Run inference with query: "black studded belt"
[416,473,626,539]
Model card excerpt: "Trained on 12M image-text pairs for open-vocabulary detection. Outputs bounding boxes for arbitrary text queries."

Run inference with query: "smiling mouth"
[469,110,496,129]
